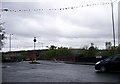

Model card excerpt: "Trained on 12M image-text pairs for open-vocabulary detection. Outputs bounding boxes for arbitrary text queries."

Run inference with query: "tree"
[82,45,88,50]
[105,42,112,50]
[0,22,5,50]
[49,45,57,50]
[87,43,97,57]
[0,9,8,50]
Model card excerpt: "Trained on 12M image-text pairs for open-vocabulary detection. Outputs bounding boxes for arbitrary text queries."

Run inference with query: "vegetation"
[0,22,5,50]
[39,47,73,60]
[0,22,6,61]
[21,52,29,60]
[2,44,120,62]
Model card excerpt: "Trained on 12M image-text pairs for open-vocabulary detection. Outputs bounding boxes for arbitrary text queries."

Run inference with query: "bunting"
[1,1,118,12]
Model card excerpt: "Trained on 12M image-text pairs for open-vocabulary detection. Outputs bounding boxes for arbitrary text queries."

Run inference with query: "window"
[111,55,120,62]
[105,56,113,61]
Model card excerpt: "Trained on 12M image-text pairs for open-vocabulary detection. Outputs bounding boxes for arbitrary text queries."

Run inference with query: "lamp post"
[110,0,116,48]
[9,34,13,52]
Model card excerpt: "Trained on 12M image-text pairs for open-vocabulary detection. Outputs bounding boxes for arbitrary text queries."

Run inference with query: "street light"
[9,34,13,52]
[110,0,116,48]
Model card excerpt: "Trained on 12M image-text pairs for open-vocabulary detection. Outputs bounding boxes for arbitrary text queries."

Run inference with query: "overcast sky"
[1,0,119,52]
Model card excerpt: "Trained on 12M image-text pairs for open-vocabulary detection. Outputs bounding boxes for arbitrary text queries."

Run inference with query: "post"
[33,37,37,50]
[34,41,35,50]
[9,34,11,51]
[42,42,43,49]
[38,42,43,49]
[111,1,116,48]
[9,34,13,52]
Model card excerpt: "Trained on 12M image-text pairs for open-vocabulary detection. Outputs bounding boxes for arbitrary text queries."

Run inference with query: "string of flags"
[113,0,120,3]
[1,1,119,12]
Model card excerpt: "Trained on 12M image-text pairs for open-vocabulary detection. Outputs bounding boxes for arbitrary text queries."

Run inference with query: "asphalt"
[2,60,120,83]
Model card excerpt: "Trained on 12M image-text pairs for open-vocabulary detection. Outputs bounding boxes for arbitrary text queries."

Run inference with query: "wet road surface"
[2,60,120,82]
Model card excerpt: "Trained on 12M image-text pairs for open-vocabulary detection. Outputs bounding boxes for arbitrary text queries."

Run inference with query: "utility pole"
[110,0,116,48]
[9,34,13,52]
[38,42,43,49]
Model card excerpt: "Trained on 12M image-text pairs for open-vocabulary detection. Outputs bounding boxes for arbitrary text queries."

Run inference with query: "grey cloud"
[1,1,118,51]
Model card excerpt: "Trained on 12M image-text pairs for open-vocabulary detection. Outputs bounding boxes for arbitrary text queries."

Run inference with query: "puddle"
[2,66,10,68]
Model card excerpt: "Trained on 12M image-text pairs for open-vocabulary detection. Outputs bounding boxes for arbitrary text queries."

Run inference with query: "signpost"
[29,37,40,64]
[33,37,37,50]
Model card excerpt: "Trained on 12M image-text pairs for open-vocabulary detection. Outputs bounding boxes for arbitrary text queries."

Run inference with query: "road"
[2,60,120,82]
